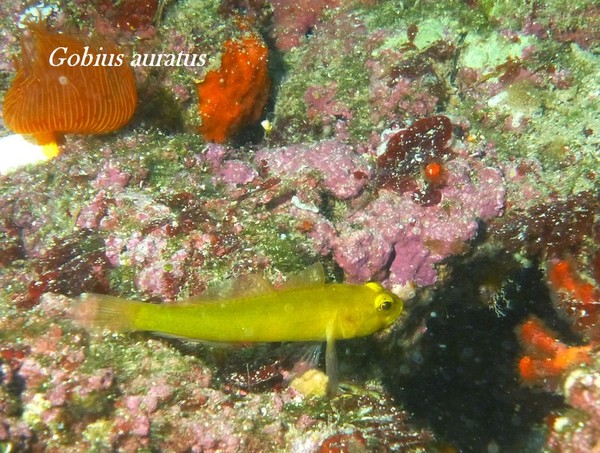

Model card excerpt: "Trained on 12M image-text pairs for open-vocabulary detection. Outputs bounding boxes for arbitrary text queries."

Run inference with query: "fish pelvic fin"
[72,293,141,333]
[325,326,339,398]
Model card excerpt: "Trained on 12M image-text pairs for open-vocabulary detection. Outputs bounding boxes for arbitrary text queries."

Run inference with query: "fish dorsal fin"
[187,272,274,302]
[184,263,324,303]
[279,263,325,289]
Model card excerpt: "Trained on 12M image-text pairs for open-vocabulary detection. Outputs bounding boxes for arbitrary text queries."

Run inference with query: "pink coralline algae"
[271,0,341,50]
[255,140,371,200]
[251,117,505,288]
[77,194,189,300]
[204,144,259,188]
[129,228,189,300]
[91,161,131,191]
[76,191,115,230]
[305,83,353,124]
[257,115,502,288]
[366,40,454,124]
[217,160,259,186]
[546,360,600,452]
[333,160,504,286]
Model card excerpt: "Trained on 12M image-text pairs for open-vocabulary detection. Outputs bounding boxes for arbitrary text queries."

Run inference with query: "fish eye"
[376,295,394,312]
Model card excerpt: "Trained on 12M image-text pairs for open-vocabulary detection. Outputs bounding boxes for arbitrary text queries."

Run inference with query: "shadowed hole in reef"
[388,262,567,452]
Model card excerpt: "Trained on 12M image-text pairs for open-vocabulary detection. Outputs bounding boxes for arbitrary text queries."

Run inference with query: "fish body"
[77,282,402,342]
[74,265,403,395]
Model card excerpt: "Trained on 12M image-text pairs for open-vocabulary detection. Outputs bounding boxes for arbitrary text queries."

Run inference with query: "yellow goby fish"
[73,264,403,396]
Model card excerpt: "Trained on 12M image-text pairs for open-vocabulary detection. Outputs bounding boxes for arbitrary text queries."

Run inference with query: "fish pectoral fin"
[279,262,326,289]
[325,326,339,397]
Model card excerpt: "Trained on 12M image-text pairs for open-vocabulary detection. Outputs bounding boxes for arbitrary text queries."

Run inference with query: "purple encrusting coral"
[250,126,505,288]
[205,143,259,187]
[333,160,504,286]
[255,140,371,200]
[304,83,354,124]
[271,0,341,50]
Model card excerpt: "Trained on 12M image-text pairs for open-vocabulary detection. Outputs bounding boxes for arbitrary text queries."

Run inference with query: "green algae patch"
[484,42,599,195]
[245,215,315,274]
[460,33,537,70]
[274,20,372,143]
[82,419,114,452]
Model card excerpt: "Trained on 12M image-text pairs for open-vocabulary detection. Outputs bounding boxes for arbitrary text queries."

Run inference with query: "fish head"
[365,282,404,328]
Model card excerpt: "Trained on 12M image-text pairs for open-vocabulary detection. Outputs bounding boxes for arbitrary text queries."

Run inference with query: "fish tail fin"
[72,293,141,332]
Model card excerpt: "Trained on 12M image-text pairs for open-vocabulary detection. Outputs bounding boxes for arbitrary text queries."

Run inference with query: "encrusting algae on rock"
[73,263,403,396]
[1,0,599,450]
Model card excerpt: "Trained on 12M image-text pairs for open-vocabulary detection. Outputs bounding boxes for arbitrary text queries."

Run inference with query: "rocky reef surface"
[0,0,598,451]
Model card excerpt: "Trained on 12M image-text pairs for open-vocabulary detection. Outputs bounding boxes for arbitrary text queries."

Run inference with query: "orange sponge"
[517,316,591,386]
[197,35,270,143]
